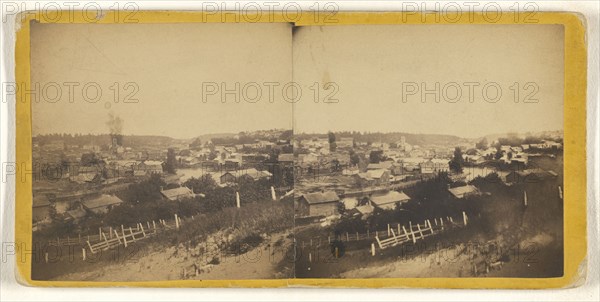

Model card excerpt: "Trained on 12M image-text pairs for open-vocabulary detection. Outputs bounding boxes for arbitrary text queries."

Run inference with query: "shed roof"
[161,187,194,201]
[448,185,479,198]
[301,191,340,204]
[355,204,375,215]
[370,191,411,206]
[82,194,123,209]
[278,153,294,162]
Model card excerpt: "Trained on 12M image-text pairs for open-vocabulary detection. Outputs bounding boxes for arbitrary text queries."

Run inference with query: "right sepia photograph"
[292,24,564,278]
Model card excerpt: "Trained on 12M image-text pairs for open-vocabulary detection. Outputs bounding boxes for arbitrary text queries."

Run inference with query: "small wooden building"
[297,191,340,217]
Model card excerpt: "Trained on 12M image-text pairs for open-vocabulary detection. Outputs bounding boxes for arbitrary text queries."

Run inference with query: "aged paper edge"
[14,11,587,288]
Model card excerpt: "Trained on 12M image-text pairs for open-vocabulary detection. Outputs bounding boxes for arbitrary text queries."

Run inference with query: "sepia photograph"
[29,22,295,281]
[28,21,564,281]
[291,24,565,278]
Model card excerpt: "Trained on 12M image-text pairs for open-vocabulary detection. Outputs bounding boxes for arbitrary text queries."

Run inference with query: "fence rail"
[42,214,191,262]
[298,213,467,249]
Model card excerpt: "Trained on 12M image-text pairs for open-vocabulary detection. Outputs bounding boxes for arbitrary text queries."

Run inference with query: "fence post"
[558,185,563,199]
[402,226,410,240]
[397,224,400,234]
[129,227,136,241]
[114,229,122,244]
[153,220,156,232]
[102,232,109,248]
[417,224,424,239]
[87,240,95,254]
[434,218,438,226]
[367,230,370,238]
[409,221,412,231]
[371,243,375,256]
[387,224,390,236]
[175,214,180,230]
[411,227,416,243]
[122,229,128,247]
[390,229,398,244]
[140,223,146,238]
[109,227,113,239]
[346,232,349,242]
[463,211,468,226]
[356,232,359,241]
[147,221,151,229]
[328,236,331,244]
[427,220,434,234]
[375,235,383,249]
[82,248,86,261]
[440,217,444,230]
[121,225,124,236]
[45,252,48,263]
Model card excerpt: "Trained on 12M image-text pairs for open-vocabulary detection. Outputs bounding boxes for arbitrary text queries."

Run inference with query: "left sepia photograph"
[29,22,295,281]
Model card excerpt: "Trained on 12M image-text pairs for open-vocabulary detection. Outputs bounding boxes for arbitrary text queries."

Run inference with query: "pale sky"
[31,23,563,139]
[31,22,293,139]
[293,25,564,137]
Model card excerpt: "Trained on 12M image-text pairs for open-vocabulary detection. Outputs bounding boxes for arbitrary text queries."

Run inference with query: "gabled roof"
[401,157,426,164]
[355,204,375,215]
[278,153,294,162]
[82,194,123,209]
[367,169,387,179]
[341,197,359,209]
[66,208,87,219]
[141,160,163,166]
[238,168,272,180]
[161,187,194,201]
[301,191,340,204]
[370,191,411,206]
[448,185,479,198]
[367,161,393,170]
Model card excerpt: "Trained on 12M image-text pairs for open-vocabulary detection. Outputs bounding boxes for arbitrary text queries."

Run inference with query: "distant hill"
[296,131,465,146]
[479,130,563,144]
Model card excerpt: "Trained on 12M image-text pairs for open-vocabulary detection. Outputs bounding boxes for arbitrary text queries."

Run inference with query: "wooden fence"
[297,212,468,250]
[372,212,468,255]
[43,213,190,262]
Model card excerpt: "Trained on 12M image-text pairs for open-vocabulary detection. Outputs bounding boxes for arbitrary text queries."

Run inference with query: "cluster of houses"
[339,157,451,188]
[32,129,293,230]
[296,183,481,219]
[33,193,125,227]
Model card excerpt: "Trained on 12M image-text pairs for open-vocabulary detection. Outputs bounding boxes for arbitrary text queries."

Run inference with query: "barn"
[298,191,340,217]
